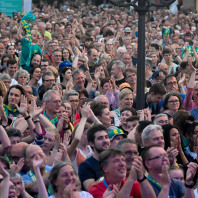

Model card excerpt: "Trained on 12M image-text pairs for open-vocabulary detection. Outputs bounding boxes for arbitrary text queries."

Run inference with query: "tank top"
[72,146,93,174]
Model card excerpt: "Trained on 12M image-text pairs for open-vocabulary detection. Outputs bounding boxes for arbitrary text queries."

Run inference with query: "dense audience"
[0,0,197,197]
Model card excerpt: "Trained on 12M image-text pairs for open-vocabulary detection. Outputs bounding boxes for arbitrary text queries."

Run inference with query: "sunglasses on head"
[8,43,15,46]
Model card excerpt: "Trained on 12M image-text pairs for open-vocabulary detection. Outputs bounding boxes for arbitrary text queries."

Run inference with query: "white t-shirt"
[194,188,198,198]
[48,191,93,198]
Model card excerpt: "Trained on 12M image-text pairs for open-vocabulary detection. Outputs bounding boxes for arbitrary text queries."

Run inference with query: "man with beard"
[30,54,42,68]
[87,48,99,74]
[79,124,110,191]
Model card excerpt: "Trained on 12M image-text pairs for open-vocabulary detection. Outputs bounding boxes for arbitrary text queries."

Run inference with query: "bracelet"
[185,183,194,189]
[137,175,147,183]
[63,127,70,131]
[2,125,6,129]
[33,120,40,123]
[24,115,31,120]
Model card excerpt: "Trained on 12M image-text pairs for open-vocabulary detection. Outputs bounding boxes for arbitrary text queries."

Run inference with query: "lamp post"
[108,0,175,110]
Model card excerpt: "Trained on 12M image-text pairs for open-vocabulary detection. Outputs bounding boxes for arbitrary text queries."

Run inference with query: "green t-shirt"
[20,37,42,72]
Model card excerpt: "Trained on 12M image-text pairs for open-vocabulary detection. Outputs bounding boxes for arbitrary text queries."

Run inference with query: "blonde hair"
[45,127,57,136]
[0,80,7,97]
[119,89,133,100]
[48,66,58,79]
[31,30,40,37]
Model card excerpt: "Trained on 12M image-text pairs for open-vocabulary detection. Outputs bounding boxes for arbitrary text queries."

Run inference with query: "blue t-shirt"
[22,165,52,184]
[22,165,53,197]
[148,177,185,197]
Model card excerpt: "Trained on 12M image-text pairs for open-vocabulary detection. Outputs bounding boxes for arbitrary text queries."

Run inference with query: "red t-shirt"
[88,178,141,198]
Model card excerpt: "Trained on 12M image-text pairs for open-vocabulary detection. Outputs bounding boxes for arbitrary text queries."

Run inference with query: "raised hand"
[0,96,8,126]
[178,73,185,85]
[66,79,74,90]
[94,68,101,82]
[85,71,92,83]
[161,160,171,188]
[62,132,71,147]
[131,157,144,181]
[10,158,24,173]
[185,162,198,185]
[32,106,45,119]
[137,110,144,121]
[0,96,3,108]
[54,133,61,150]
[63,183,76,198]
[193,40,197,49]
[57,112,69,132]
[29,98,36,117]
[103,184,119,198]
[166,147,178,166]
[0,162,9,178]
[81,103,90,118]
[15,95,28,116]
[190,63,196,72]
[144,109,151,121]
[33,158,45,170]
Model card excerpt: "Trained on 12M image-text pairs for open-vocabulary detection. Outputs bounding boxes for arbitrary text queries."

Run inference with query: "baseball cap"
[108,127,127,140]
[150,71,160,80]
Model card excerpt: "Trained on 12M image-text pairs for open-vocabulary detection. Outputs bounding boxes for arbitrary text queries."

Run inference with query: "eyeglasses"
[43,79,55,82]
[3,80,11,84]
[157,120,169,124]
[124,151,139,156]
[51,100,61,104]
[75,77,84,81]
[101,102,109,105]
[69,100,79,103]
[148,154,168,161]
[168,99,179,104]
[26,91,33,95]
[41,64,48,67]
[123,98,133,101]
[167,81,177,86]
[193,130,198,135]
[80,98,87,101]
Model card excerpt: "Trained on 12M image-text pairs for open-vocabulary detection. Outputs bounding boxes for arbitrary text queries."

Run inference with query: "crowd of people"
[0,0,198,197]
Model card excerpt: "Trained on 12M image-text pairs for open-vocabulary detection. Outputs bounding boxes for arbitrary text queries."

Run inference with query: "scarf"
[21,12,36,66]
